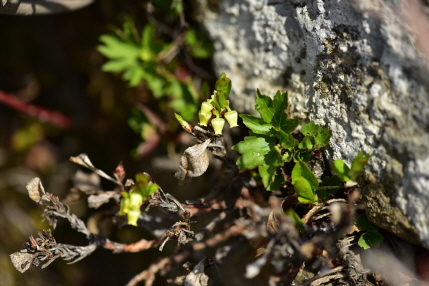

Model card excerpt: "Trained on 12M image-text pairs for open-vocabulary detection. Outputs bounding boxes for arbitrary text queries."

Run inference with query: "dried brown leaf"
[87,192,119,209]
[175,139,211,186]
[10,252,34,273]
[185,259,209,286]
[26,177,45,204]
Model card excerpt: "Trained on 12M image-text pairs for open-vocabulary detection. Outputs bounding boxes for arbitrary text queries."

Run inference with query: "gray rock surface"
[197,0,429,247]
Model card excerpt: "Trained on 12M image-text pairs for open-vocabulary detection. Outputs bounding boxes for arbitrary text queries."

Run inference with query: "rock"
[197,0,429,248]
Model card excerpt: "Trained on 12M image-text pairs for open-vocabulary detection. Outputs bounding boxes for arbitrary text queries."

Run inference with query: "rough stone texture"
[196,0,429,247]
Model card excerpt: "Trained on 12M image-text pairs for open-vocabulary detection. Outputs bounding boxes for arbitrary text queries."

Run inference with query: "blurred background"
[0,1,218,285]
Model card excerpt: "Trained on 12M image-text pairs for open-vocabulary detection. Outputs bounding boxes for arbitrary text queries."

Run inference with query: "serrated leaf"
[271,92,298,133]
[298,136,315,149]
[332,159,351,181]
[316,176,342,201]
[348,151,370,180]
[291,161,319,193]
[293,177,316,204]
[255,89,275,123]
[301,121,320,136]
[358,230,384,249]
[240,114,272,134]
[314,128,332,148]
[232,136,273,170]
[355,214,379,231]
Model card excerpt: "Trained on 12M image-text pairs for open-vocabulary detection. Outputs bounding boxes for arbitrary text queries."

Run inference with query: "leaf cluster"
[97,18,210,121]
[332,151,369,182]
[232,90,331,203]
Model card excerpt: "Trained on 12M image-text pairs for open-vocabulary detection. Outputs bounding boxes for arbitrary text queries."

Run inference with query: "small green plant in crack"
[355,214,384,249]
[232,90,332,203]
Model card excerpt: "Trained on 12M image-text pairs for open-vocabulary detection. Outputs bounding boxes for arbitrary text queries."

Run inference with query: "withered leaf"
[87,192,119,209]
[184,259,209,286]
[27,177,45,204]
[175,139,211,186]
[10,252,34,273]
[70,154,118,184]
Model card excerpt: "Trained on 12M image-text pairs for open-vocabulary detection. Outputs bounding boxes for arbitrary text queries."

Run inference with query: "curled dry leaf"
[175,139,211,186]
[27,177,45,204]
[87,192,119,209]
[184,258,210,286]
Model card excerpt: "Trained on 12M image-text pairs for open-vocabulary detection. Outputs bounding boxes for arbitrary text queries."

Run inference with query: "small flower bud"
[198,112,212,126]
[211,117,225,135]
[200,102,213,115]
[129,190,144,209]
[224,110,239,128]
[174,113,193,133]
[127,208,141,226]
[118,196,130,216]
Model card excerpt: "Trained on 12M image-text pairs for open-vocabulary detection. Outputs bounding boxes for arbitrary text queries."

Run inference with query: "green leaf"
[282,151,293,162]
[270,171,286,190]
[358,230,384,249]
[316,176,342,201]
[141,24,153,50]
[240,114,272,135]
[348,151,369,180]
[255,89,275,123]
[270,129,298,149]
[332,159,352,181]
[259,165,277,190]
[301,121,320,136]
[355,214,379,231]
[285,209,306,232]
[101,58,136,73]
[314,128,332,148]
[215,75,232,97]
[265,145,283,167]
[293,177,316,204]
[298,136,315,150]
[294,150,311,162]
[216,90,228,109]
[232,136,273,170]
[270,91,298,133]
[291,161,319,193]
[98,35,140,59]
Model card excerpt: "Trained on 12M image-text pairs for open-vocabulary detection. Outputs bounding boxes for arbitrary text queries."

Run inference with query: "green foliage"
[232,90,332,191]
[97,18,208,122]
[355,214,384,249]
[316,176,342,201]
[291,161,319,204]
[332,151,369,181]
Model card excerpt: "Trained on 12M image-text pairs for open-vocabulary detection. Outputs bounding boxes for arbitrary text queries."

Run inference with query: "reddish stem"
[0,90,72,129]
